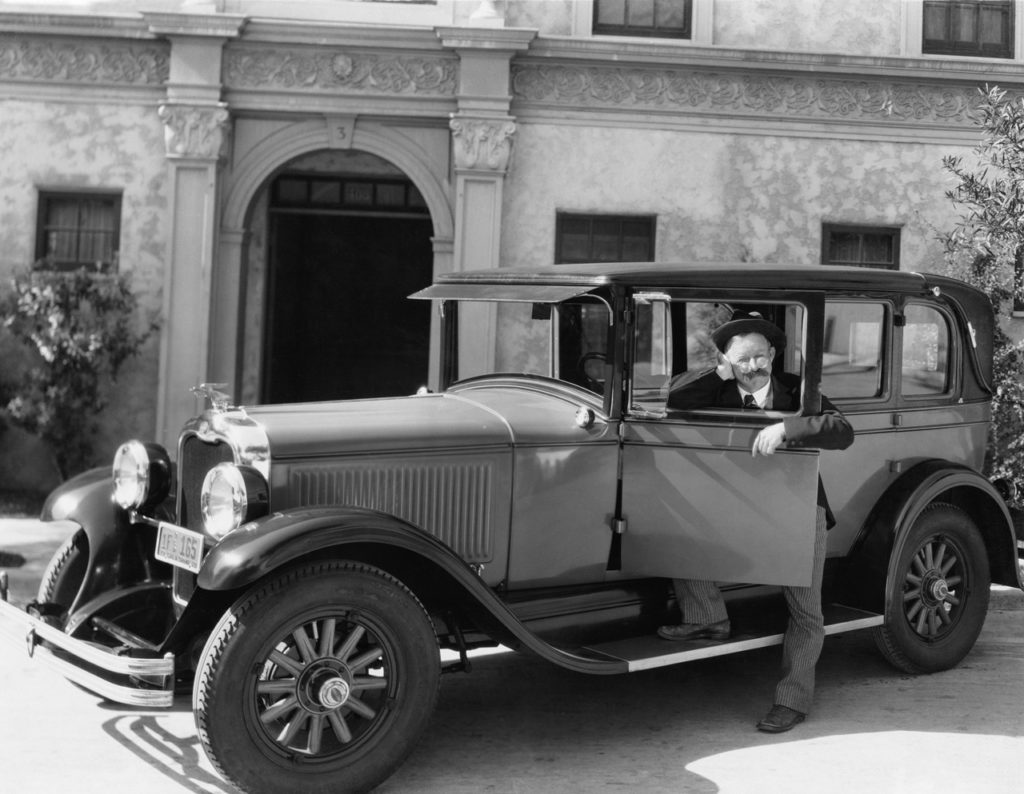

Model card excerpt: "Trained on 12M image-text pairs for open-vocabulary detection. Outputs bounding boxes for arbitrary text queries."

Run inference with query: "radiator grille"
[289,461,494,562]
[178,436,234,531]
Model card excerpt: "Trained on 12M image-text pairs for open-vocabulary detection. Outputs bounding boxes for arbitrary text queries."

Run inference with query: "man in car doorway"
[660,310,854,733]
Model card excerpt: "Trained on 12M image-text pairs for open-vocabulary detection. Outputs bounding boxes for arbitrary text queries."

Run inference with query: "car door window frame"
[626,288,824,420]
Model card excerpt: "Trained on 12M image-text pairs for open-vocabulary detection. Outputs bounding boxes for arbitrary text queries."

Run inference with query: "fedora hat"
[711,310,786,353]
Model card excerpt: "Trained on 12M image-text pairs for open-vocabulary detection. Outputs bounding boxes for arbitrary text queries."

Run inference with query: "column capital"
[159,102,231,160]
[143,12,247,39]
[449,115,516,172]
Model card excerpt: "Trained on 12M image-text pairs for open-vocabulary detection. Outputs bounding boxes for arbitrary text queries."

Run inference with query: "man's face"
[723,332,774,392]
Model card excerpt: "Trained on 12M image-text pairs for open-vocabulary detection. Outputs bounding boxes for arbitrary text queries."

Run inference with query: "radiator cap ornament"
[191,383,232,411]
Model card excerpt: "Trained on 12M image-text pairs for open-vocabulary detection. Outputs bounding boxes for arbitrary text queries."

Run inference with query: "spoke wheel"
[195,561,440,794]
[36,529,87,620]
[874,503,989,674]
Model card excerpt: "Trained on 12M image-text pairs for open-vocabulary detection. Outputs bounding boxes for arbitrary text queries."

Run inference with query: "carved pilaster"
[449,116,516,172]
[158,103,230,160]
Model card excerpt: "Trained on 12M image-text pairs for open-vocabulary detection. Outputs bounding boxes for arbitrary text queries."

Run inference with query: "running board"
[581,604,883,673]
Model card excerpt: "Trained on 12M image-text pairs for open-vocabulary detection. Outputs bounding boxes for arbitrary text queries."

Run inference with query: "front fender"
[198,506,478,592]
[42,466,112,525]
[197,506,629,675]
[40,467,174,609]
[840,460,1019,612]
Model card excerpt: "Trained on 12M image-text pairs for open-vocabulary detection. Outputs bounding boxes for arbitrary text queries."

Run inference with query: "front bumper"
[0,573,174,707]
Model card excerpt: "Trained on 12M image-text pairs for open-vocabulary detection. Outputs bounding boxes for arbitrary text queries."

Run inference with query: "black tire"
[36,529,87,614]
[874,503,990,674]
[194,561,441,794]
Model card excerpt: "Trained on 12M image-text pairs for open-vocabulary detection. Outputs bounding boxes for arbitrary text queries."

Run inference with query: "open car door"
[618,290,824,587]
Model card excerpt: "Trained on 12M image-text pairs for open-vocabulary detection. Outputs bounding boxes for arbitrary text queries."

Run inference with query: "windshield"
[453,297,611,395]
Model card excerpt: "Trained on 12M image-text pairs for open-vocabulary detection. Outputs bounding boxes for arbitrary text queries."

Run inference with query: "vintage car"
[1,263,1022,793]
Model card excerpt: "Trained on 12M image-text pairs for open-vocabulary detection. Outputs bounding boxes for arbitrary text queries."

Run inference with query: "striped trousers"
[673,506,828,714]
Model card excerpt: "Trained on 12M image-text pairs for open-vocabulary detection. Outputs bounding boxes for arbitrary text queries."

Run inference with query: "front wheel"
[36,529,87,618]
[194,561,441,794]
[874,503,989,674]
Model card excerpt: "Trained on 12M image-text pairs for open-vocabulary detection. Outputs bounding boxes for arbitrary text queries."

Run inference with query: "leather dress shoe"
[656,619,730,642]
[756,704,806,733]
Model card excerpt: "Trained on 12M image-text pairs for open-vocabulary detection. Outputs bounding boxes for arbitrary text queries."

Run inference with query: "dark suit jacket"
[667,368,854,527]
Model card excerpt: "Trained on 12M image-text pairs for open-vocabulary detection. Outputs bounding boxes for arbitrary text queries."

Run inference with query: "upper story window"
[35,191,121,272]
[822,224,901,270]
[923,0,1013,58]
[593,0,692,39]
[555,213,656,264]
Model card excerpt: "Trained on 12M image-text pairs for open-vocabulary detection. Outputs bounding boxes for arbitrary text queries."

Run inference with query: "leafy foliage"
[942,85,1024,494]
[1,265,155,479]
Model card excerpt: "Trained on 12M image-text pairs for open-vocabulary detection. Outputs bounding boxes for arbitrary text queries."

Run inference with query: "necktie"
[743,394,758,409]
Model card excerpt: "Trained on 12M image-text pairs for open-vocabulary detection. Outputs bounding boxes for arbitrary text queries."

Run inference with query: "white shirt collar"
[739,381,772,408]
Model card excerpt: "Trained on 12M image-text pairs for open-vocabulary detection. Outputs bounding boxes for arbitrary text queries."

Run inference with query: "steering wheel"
[577,352,608,391]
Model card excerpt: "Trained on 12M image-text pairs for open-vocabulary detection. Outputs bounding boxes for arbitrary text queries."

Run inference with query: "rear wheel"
[874,503,989,674]
[194,561,440,794]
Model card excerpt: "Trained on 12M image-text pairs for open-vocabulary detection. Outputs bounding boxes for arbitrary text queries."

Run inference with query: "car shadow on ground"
[70,612,1023,794]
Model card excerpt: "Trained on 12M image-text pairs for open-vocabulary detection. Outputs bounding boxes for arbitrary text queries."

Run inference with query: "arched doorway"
[260,151,434,403]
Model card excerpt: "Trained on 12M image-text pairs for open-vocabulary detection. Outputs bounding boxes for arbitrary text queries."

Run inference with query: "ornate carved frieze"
[158,103,230,160]
[223,47,456,96]
[450,116,516,171]
[0,36,168,85]
[511,63,991,127]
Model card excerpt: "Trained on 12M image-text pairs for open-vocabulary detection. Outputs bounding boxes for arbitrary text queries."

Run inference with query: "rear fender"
[195,506,628,675]
[839,460,1020,613]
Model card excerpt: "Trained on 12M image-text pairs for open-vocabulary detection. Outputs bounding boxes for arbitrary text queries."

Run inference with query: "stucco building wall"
[0,96,167,487]
[1,0,1023,489]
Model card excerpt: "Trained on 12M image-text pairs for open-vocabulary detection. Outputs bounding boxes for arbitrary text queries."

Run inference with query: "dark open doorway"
[263,173,433,403]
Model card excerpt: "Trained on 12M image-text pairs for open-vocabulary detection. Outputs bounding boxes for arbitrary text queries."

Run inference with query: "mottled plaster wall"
[714,0,903,54]
[506,0,575,34]
[504,123,961,270]
[0,98,167,484]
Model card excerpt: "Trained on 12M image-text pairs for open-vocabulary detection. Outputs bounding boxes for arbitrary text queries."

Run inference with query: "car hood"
[244,392,514,459]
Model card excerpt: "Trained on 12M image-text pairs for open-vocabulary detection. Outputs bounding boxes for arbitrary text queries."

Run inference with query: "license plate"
[155,522,205,574]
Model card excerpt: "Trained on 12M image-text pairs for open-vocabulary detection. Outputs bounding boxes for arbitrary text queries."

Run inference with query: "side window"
[557,300,612,394]
[822,302,887,400]
[901,303,951,396]
[487,298,611,396]
[630,298,806,415]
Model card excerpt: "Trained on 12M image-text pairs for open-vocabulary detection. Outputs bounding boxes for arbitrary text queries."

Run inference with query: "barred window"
[556,214,656,264]
[822,224,901,270]
[35,191,121,272]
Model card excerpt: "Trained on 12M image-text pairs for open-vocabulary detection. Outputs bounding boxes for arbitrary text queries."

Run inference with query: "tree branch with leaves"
[942,85,1024,494]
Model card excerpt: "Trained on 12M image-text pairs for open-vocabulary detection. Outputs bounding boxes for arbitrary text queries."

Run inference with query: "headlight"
[112,441,171,510]
[201,463,269,539]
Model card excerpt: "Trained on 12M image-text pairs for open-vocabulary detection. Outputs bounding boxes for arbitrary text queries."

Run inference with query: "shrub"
[942,85,1024,498]
[0,264,156,480]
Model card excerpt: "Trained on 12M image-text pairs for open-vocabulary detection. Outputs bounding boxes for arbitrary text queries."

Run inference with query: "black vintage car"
[1,263,1021,793]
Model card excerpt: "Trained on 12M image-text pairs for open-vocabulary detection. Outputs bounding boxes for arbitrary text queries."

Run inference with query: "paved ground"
[2,519,1023,793]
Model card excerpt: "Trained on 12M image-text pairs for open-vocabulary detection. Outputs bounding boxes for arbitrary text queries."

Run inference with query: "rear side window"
[901,303,951,396]
[822,302,886,400]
